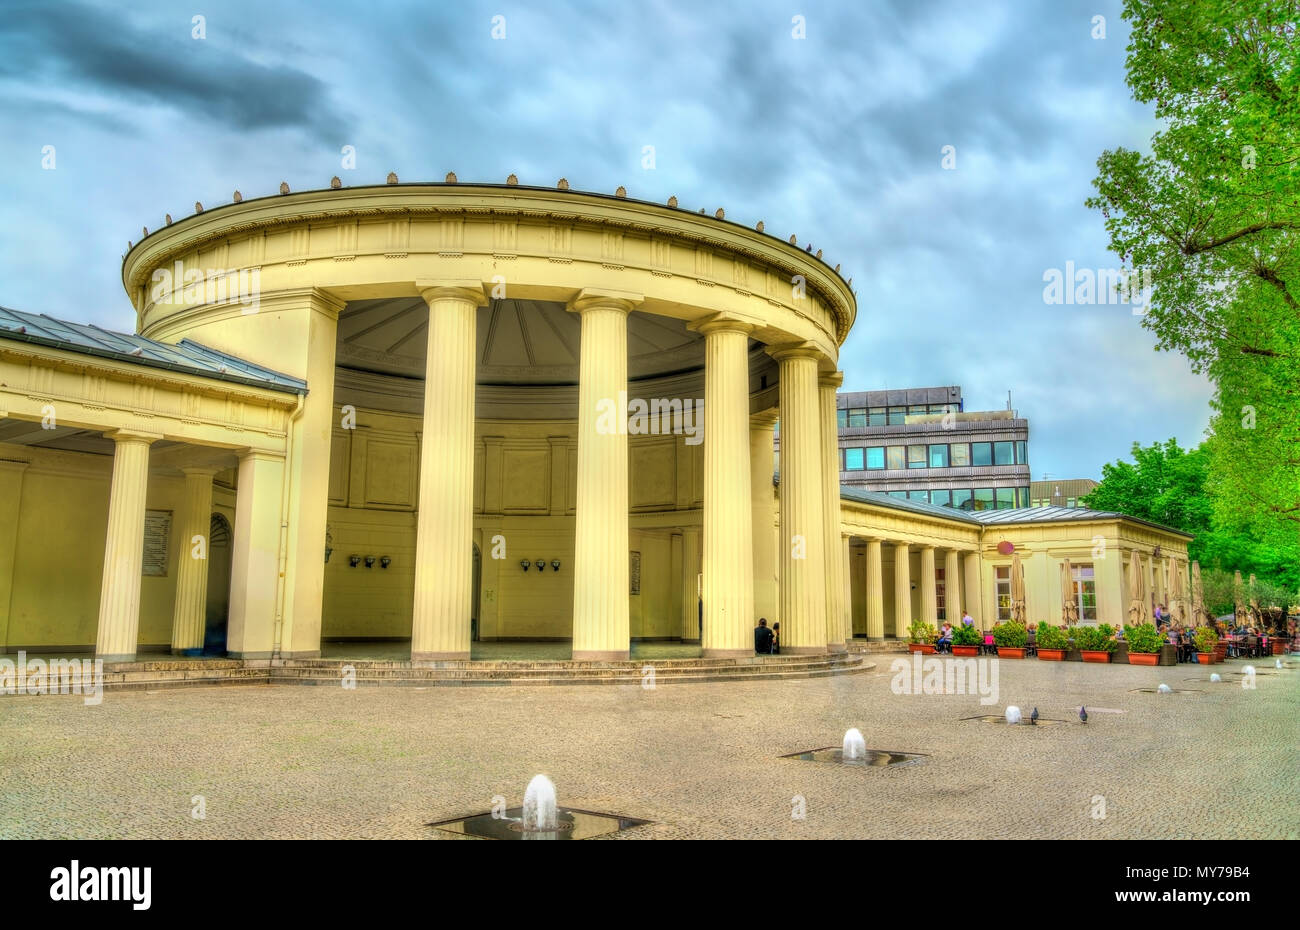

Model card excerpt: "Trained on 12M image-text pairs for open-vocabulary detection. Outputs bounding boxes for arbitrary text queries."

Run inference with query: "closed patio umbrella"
[1127,551,1147,625]
[1061,558,1078,624]
[1234,570,1246,625]
[1011,551,1026,623]
[1191,560,1205,626]
[1169,559,1184,623]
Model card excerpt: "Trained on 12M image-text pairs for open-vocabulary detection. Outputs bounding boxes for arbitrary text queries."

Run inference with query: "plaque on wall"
[142,510,172,577]
[629,550,641,595]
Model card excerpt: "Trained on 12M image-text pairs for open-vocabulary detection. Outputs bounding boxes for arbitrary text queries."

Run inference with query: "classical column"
[95,431,159,662]
[569,290,641,661]
[697,317,754,657]
[865,538,884,640]
[411,284,487,661]
[769,345,826,654]
[819,371,846,651]
[0,460,27,651]
[944,548,962,623]
[170,467,218,655]
[841,533,853,644]
[227,451,285,659]
[920,546,938,625]
[964,551,983,629]
[749,411,779,629]
[893,541,910,639]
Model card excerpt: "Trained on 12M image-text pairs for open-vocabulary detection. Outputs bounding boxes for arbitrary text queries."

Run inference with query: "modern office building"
[831,386,1030,510]
[1030,478,1099,509]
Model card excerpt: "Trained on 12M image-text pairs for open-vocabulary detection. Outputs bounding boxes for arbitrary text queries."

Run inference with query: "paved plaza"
[1,654,1295,839]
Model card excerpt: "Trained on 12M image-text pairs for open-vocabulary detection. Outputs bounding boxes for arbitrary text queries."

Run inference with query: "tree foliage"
[1087,0,1300,538]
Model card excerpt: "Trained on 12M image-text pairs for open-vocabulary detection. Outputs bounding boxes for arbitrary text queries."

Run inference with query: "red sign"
[997,541,1015,555]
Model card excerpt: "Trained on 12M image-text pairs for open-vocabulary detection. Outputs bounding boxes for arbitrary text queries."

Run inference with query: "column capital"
[893,540,910,551]
[818,370,845,389]
[104,428,163,444]
[687,313,756,337]
[766,341,824,364]
[749,409,780,429]
[416,281,490,307]
[567,287,643,314]
[179,465,222,478]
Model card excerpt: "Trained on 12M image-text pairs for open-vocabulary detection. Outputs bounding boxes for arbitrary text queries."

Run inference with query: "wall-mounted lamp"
[535,559,546,572]
[551,559,561,572]
[380,556,391,569]
[520,559,531,572]
[364,555,376,569]
[349,554,361,568]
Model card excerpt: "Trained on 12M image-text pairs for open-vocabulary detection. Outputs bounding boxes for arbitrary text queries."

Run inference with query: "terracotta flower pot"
[1080,650,1111,663]
[951,645,979,657]
[1128,652,1159,665]
[1272,641,1286,656]
[1197,652,1215,665]
[998,647,1026,659]
[1037,648,1066,661]
[908,643,935,655]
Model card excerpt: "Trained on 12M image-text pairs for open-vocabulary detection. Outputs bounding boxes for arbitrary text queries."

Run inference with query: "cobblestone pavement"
[1,656,1295,839]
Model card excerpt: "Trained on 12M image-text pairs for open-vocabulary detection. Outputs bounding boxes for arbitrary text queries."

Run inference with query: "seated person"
[754,617,774,654]
[936,622,953,651]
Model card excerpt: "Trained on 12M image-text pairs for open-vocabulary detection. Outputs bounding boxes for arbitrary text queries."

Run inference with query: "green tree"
[1087,0,1300,539]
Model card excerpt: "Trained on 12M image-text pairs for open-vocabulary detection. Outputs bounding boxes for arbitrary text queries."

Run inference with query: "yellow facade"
[0,181,1191,661]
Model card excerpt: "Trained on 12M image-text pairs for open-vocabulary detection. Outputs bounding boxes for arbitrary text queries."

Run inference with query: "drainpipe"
[270,390,307,663]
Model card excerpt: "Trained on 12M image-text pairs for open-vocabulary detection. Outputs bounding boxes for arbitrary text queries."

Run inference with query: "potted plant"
[1194,626,1219,665]
[908,619,937,654]
[1076,623,1118,663]
[992,621,1028,658]
[1036,623,1068,660]
[1125,622,1163,665]
[951,621,981,656]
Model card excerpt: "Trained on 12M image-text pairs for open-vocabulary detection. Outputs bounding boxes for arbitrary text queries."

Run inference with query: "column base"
[572,650,630,662]
[867,636,885,643]
[280,649,321,659]
[827,641,846,653]
[227,650,273,660]
[703,648,754,659]
[171,647,203,657]
[95,653,136,664]
[783,645,828,655]
[411,651,470,662]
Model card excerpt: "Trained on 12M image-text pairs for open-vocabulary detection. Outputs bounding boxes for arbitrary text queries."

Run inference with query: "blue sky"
[0,0,1213,480]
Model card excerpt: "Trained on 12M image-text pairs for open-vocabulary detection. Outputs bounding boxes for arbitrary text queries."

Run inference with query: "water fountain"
[427,774,649,840]
[1210,673,1221,682]
[522,774,558,832]
[1005,705,1022,724]
[1157,683,1171,693]
[842,728,866,762]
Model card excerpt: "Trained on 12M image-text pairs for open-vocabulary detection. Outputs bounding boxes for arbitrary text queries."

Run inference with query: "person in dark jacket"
[771,621,781,655]
[754,618,774,654]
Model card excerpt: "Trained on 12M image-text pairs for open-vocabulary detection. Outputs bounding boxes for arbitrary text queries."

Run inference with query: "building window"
[868,406,887,426]
[996,487,1015,509]
[971,442,993,467]
[1073,564,1098,621]
[928,404,951,415]
[952,488,973,510]
[865,447,885,470]
[886,445,906,470]
[907,445,927,469]
[847,408,867,427]
[936,566,946,620]
[1016,440,1027,464]
[931,489,952,507]
[994,441,1014,466]
[928,444,949,468]
[887,406,906,426]
[837,409,848,429]
[995,566,1012,621]
[907,404,927,415]
[888,490,907,499]
[908,489,929,502]
[844,447,864,470]
[949,442,970,467]
[1019,487,1031,507]
[1067,498,1076,508]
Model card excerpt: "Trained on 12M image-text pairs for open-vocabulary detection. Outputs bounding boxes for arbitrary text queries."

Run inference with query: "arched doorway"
[204,513,233,655]
[471,544,481,642]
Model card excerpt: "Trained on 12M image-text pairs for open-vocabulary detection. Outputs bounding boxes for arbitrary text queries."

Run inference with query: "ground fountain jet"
[842,727,866,762]
[522,774,558,834]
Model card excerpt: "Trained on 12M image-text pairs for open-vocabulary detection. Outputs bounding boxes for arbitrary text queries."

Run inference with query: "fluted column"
[411,283,487,661]
[893,541,911,638]
[964,551,983,629]
[95,431,159,661]
[227,450,285,659]
[769,345,827,654]
[819,371,846,652]
[841,533,853,644]
[865,538,884,640]
[569,290,641,661]
[920,546,938,626]
[749,411,779,629]
[170,467,219,655]
[696,317,754,657]
[944,548,962,623]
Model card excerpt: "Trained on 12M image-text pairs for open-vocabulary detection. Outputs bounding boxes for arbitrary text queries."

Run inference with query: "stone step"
[281,654,852,671]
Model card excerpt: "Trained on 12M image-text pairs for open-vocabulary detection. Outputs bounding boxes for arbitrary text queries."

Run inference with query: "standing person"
[754,618,774,655]
[771,621,781,655]
[961,611,974,627]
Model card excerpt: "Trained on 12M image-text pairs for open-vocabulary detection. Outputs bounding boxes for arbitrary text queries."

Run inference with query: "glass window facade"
[949,442,970,467]
[952,488,972,510]
[844,447,864,470]
[971,442,993,467]
[928,444,949,468]
[1073,564,1098,621]
[994,441,1014,466]
[868,407,887,426]
[995,566,1012,621]
[886,445,906,470]
[887,406,906,426]
[907,445,927,469]
[866,447,884,470]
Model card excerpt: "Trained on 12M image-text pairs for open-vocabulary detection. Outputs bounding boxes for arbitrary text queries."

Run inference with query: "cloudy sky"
[0,0,1212,480]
